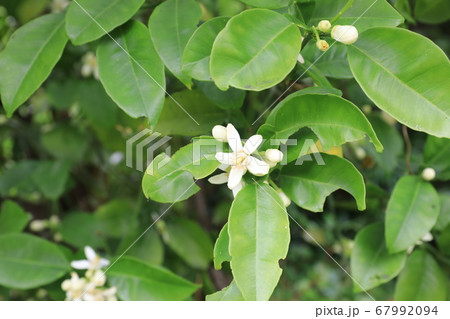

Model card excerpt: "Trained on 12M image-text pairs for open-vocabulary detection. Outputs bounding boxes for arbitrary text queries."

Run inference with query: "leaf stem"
[330,0,355,24]
[312,26,321,42]
[402,125,412,174]
[268,178,280,191]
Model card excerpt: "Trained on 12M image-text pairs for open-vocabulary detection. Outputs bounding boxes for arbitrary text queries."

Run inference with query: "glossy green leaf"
[351,222,407,292]
[97,21,165,127]
[348,27,450,138]
[300,41,352,79]
[165,218,213,269]
[65,0,145,45]
[394,250,447,300]
[239,0,291,9]
[280,153,366,212]
[0,161,38,196]
[95,199,135,238]
[0,233,70,289]
[142,137,222,203]
[108,256,198,301]
[182,17,229,81]
[385,176,440,253]
[309,0,403,32]
[60,212,104,249]
[117,229,164,265]
[0,14,67,116]
[210,9,301,91]
[206,281,244,301]
[414,0,450,24]
[261,93,383,152]
[435,192,450,232]
[155,90,227,136]
[0,200,30,234]
[423,136,450,181]
[229,184,290,300]
[213,223,231,270]
[148,0,202,88]
[437,224,450,256]
[196,81,245,110]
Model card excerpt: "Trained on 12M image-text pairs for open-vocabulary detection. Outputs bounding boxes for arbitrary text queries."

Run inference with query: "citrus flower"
[331,25,358,45]
[316,39,329,51]
[61,272,88,300]
[208,164,245,197]
[215,124,270,190]
[422,167,436,181]
[81,52,99,79]
[318,20,331,33]
[71,246,110,270]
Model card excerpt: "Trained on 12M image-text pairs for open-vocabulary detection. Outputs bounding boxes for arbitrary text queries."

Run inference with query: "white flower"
[212,125,228,142]
[81,52,99,79]
[29,220,47,232]
[318,20,331,33]
[265,149,283,163]
[61,272,88,301]
[422,168,436,181]
[297,53,305,64]
[208,164,245,197]
[331,25,358,45]
[215,124,270,190]
[71,246,110,270]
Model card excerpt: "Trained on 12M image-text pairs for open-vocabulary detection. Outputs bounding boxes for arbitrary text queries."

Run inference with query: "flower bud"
[49,215,60,227]
[331,25,358,45]
[30,220,47,232]
[421,168,436,181]
[316,40,329,51]
[212,125,227,142]
[354,147,366,160]
[265,149,283,163]
[421,232,433,242]
[297,53,305,64]
[277,190,291,207]
[318,20,331,33]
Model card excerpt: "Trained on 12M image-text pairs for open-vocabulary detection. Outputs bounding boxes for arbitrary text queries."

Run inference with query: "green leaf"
[295,59,334,88]
[423,136,450,181]
[351,222,407,292]
[155,90,227,136]
[300,41,352,79]
[280,153,366,212]
[41,125,89,162]
[309,0,403,32]
[414,0,450,24]
[117,229,164,265]
[108,256,198,300]
[0,233,70,289]
[182,17,229,81]
[95,199,135,238]
[196,81,245,110]
[0,14,67,116]
[165,218,213,269]
[206,281,244,301]
[210,9,301,91]
[148,0,202,88]
[229,184,290,300]
[142,137,222,203]
[437,224,450,256]
[385,175,440,253]
[434,192,450,232]
[31,161,72,200]
[60,212,105,248]
[348,27,450,138]
[97,21,165,127]
[394,250,447,301]
[261,93,383,152]
[213,223,231,270]
[0,200,31,234]
[0,161,38,196]
[65,0,145,45]
[239,0,291,9]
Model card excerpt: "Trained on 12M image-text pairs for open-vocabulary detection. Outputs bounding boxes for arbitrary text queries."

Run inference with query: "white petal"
[84,246,97,261]
[215,152,234,165]
[99,258,110,268]
[246,156,270,176]
[226,124,242,152]
[208,173,229,184]
[243,135,262,154]
[70,260,91,269]
[227,166,246,190]
[218,163,229,171]
[232,181,244,197]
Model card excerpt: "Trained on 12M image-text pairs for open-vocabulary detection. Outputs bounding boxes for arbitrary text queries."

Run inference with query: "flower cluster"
[81,52,99,80]
[312,20,358,52]
[62,246,117,301]
[209,124,284,197]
